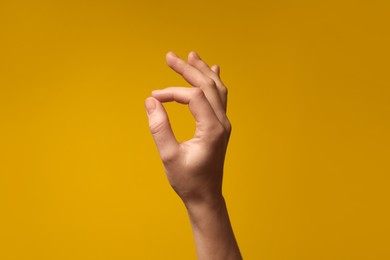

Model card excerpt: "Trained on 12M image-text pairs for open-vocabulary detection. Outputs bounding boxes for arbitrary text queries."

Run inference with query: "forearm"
[184,196,242,260]
[146,51,241,259]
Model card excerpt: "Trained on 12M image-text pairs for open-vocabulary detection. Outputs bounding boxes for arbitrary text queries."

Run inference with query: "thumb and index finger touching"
[166,51,228,122]
[145,51,227,156]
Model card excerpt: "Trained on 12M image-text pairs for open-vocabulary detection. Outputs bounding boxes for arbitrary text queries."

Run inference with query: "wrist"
[183,194,226,223]
[177,178,224,210]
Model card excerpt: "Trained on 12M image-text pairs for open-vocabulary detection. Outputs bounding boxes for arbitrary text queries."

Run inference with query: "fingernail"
[212,65,220,75]
[151,89,161,96]
[167,51,178,57]
[192,51,200,59]
[145,98,156,115]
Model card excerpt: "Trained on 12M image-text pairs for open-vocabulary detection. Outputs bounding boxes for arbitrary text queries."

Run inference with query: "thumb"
[145,97,179,162]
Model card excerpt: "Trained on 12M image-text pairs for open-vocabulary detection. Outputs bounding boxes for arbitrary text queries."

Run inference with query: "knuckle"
[224,118,232,134]
[220,86,228,96]
[160,148,179,164]
[216,123,226,137]
[212,119,232,140]
[149,119,167,136]
[182,66,193,79]
[191,87,205,98]
[203,77,216,88]
[210,123,226,140]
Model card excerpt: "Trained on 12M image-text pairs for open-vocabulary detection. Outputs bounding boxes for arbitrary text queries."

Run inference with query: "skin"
[145,51,242,260]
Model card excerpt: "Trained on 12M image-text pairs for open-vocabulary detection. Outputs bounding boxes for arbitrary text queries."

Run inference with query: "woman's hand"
[145,51,241,260]
[145,51,231,206]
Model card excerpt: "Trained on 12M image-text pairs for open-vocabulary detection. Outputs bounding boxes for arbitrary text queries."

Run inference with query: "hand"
[145,51,231,206]
[145,52,241,260]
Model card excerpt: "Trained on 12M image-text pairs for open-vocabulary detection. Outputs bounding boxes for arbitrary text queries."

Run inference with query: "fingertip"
[166,51,177,58]
[145,97,157,115]
[166,51,178,65]
[211,65,220,75]
[151,89,163,99]
[188,51,200,60]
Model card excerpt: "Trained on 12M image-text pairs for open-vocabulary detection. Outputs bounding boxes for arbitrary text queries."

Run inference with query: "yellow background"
[1,0,389,259]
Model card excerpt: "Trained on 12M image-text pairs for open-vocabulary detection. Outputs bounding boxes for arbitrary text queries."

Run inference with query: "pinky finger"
[210,64,228,111]
[211,65,220,76]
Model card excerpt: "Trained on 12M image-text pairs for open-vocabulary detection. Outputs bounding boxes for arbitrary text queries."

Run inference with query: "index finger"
[152,87,221,133]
